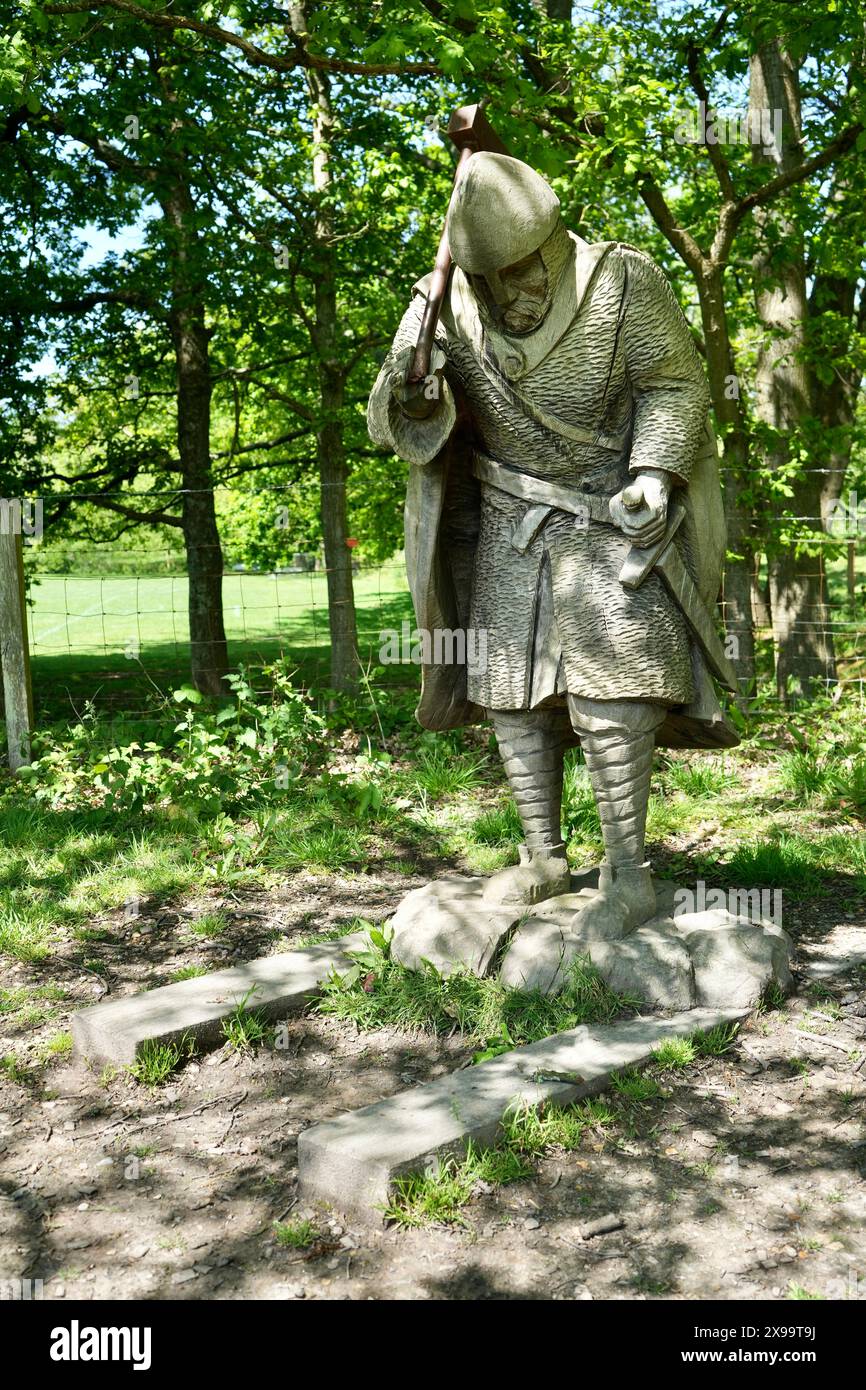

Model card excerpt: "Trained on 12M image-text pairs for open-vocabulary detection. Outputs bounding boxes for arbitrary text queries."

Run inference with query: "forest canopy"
[1,0,864,697]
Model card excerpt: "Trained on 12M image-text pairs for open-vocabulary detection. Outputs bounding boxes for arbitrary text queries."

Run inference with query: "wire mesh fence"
[15,483,866,725]
[22,500,417,722]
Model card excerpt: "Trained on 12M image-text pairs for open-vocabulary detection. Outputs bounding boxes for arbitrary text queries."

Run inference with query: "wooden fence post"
[0,524,33,771]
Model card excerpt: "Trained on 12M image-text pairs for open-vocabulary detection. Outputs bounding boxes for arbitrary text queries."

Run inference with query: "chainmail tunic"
[368,239,711,709]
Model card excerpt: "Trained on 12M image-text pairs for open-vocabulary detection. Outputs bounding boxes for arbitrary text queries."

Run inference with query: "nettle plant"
[17,665,327,816]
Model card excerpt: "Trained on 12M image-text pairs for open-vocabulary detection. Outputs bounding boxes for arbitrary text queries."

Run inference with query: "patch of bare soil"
[1,874,865,1302]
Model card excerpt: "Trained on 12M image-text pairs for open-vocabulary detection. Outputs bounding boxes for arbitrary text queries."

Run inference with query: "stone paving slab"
[72,932,367,1066]
[297,1005,747,1219]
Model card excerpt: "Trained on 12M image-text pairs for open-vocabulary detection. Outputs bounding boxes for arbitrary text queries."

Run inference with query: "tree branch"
[91,496,183,527]
[212,429,310,461]
[732,121,863,225]
[261,387,316,422]
[685,40,736,202]
[636,174,708,274]
[35,107,155,180]
[44,1,440,76]
[43,289,158,317]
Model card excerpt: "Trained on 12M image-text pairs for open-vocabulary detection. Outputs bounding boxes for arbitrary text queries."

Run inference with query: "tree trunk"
[749,42,836,701]
[296,7,359,694]
[811,263,864,626]
[751,558,771,631]
[164,180,229,696]
[696,263,757,692]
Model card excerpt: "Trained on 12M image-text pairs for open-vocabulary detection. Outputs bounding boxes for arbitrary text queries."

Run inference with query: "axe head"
[446,104,508,156]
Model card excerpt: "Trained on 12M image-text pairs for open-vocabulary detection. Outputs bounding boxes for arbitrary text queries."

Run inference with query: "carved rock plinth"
[388,868,793,1011]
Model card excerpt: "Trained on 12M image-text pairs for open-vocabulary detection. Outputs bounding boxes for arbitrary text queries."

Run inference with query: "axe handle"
[408,145,474,384]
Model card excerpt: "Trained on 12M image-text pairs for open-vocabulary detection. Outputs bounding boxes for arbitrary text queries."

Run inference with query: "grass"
[776,749,866,816]
[0,909,57,963]
[0,983,66,1027]
[0,805,199,962]
[317,938,638,1051]
[724,835,822,892]
[0,1053,37,1087]
[776,750,840,799]
[40,1030,73,1059]
[382,1141,533,1229]
[414,746,487,799]
[470,801,523,847]
[759,980,789,1012]
[292,921,365,949]
[273,1217,320,1249]
[648,1025,738,1071]
[190,910,229,938]
[169,964,211,981]
[662,759,740,798]
[3,665,864,992]
[611,1066,663,1101]
[693,1022,740,1056]
[652,1037,697,1071]
[562,759,601,845]
[28,565,413,669]
[222,991,268,1052]
[128,1034,195,1086]
[263,823,366,872]
[503,1098,616,1156]
[384,1097,619,1228]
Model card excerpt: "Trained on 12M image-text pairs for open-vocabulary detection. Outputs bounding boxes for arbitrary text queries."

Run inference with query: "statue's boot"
[482,709,571,908]
[482,842,570,908]
[574,861,657,938]
[499,859,657,994]
[500,701,666,992]
[569,707,663,937]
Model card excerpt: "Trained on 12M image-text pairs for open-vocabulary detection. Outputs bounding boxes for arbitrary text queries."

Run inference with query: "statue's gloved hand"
[389,345,448,420]
[610,469,673,547]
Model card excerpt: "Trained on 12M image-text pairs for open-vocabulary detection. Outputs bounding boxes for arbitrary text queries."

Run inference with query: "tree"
[4,1,454,695]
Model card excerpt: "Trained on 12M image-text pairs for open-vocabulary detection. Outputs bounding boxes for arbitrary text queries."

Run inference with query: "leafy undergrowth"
[315,927,639,1055]
[1,672,866,1082]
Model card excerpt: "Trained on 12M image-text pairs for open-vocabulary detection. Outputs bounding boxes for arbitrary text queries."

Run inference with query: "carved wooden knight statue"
[368,137,742,995]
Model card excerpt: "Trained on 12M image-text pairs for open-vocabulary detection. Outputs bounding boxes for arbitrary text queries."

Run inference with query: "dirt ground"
[2,870,865,1302]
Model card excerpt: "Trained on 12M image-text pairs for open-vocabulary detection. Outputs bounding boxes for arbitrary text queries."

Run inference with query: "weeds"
[128,1034,195,1086]
[222,989,268,1052]
[317,931,637,1052]
[382,1142,531,1229]
[274,1218,319,1249]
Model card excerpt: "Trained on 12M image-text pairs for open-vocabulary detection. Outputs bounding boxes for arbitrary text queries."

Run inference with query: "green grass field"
[27,564,415,717]
[23,544,865,721]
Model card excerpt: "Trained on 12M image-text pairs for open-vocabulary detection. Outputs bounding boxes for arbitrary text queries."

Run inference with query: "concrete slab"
[72,932,367,1066]
[297,1005,746,1219]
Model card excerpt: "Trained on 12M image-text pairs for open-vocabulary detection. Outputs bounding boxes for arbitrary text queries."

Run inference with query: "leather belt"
[472,452,617,553]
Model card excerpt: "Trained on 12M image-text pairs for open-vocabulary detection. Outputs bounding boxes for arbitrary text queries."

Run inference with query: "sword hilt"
[618,503,687,590]
[620,482,647,512]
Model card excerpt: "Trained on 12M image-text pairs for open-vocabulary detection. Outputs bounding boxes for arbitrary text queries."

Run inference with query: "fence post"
[0,526,33,771]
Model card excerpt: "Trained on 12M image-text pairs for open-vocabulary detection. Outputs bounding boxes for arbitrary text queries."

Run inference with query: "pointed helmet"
[446,152,561,275]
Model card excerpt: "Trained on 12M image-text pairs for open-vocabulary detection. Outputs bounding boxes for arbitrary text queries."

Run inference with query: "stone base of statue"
[387,866,793,1011]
